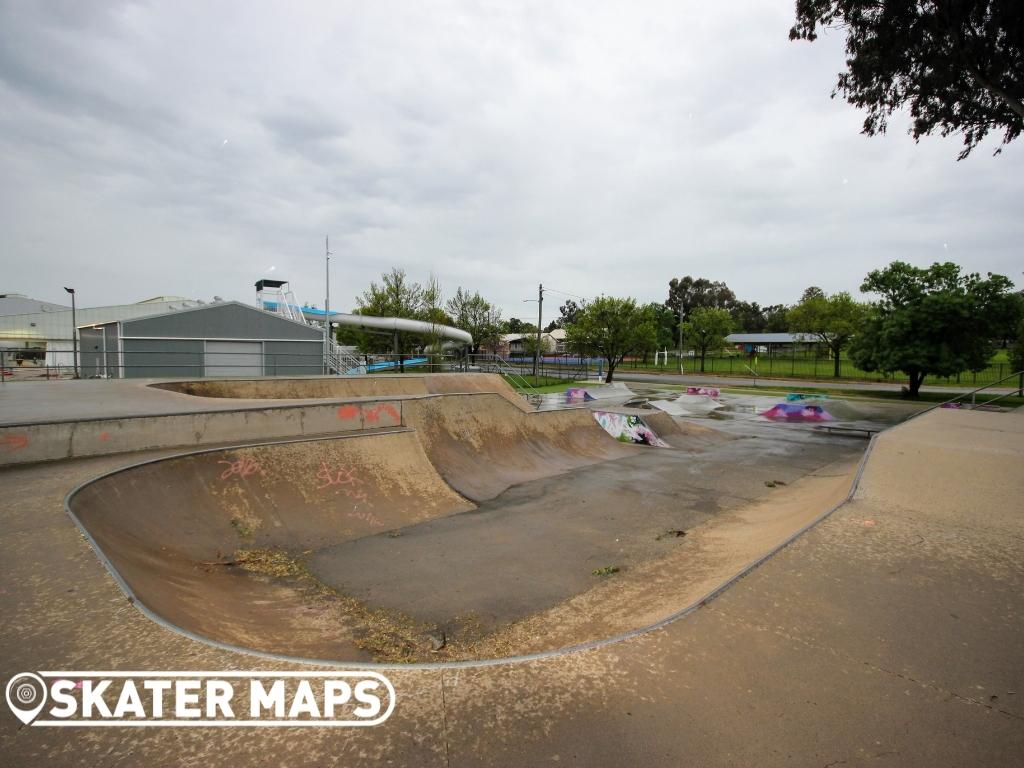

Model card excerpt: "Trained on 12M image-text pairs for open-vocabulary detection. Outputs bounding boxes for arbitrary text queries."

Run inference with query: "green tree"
[358,267,425,318]
[791,1,1024,159]
[352,268,438,357]
[557,299,584,328]
[993,290,1024,347]
[849,261,1015,397]
[447,287,503,354]
[788,291,868,377]
[520,332,551,359]
[681,307,734,373]
[565,296,657,383]
[1009,318,1024,395]
[646,302,678,353]
[801,286,825,302]
[763,303,790,332]
[665,276,737,320]
[731,301,775,333]
[665,276,737,365]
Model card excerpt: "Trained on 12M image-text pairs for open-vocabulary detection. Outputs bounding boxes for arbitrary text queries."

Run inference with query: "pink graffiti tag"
[218,455,263,480]
[347,509,384,527]
[315,461,370,502]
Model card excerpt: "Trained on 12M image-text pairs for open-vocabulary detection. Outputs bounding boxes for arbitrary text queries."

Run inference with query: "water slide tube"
[261,302,474,347]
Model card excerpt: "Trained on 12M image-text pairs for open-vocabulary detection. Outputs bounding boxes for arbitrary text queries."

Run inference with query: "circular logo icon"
[5,673,48,725]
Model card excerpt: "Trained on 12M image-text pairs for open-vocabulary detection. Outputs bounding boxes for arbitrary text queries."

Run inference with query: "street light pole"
[63,287,78,378]
[324,235,331,375]
[533,283,544,382]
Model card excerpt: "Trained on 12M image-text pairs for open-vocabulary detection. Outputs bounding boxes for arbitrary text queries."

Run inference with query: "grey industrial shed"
[78,301,325,378]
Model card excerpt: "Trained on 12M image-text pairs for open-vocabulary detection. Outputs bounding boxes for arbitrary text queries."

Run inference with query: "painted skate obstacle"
[592,410,670,447]
[760,403,835,422]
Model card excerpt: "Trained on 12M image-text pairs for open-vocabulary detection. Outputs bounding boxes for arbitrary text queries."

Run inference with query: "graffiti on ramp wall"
[566,387,594,402]
[593,411,670,447]
[760,403,834,422]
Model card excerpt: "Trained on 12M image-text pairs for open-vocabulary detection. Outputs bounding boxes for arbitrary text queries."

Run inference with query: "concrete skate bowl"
[152,373,531,411]
[67,391,861,666]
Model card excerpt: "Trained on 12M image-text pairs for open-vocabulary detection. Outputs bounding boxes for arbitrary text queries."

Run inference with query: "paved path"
[0,378,321,426]
[616,370,1019,396]
[1,408,1021,766]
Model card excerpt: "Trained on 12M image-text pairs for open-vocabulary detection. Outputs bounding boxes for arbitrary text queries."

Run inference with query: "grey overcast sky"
[1,1,1021,325]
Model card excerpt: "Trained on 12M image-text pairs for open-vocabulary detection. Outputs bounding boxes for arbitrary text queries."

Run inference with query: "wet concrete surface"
[308,425,863,635]
[1,404,1020,766]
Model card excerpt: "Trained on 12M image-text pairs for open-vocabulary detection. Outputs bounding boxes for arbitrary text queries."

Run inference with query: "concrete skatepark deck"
[1,374,1022,766]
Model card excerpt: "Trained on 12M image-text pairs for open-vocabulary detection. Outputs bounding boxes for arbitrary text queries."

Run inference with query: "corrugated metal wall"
[123,339,203,378]
[263,341,324,376]
[95,304,329,378]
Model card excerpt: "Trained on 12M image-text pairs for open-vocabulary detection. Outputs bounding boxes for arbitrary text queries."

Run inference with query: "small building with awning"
[725,332,818,355]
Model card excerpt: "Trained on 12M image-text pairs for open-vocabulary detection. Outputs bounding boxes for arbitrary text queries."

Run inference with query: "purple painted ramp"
[761,403,834,422]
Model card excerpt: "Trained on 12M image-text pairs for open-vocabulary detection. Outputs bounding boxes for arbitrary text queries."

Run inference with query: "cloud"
[1,0,1020,325]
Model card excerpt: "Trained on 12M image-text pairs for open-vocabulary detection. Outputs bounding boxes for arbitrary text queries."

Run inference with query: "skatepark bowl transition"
[1,372,1022,766]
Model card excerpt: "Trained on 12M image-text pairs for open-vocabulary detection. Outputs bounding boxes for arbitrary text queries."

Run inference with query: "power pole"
[533,283,544,382]
[324,235,331,375]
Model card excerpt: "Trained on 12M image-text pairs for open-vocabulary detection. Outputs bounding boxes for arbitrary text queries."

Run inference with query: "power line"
[543,288,587,301]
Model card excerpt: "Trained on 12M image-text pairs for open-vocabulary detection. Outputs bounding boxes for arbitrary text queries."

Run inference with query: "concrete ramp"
[650,399,693,416]
[153,372,526,407]
[69,430,474,661]
[593,410,670,447]
[66,389,648,660]
[855,408,1024,517]
[566,382,637,403]
[404,393,637,500]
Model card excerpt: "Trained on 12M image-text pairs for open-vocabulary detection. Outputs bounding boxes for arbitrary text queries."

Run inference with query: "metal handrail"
[470,354,538,393]
[908,369,1024,420]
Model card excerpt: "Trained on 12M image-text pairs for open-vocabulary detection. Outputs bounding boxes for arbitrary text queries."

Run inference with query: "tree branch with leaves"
[565,296,657,383]
[791,1,1024,159]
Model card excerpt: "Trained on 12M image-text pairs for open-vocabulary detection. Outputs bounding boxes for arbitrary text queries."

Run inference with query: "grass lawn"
[718,384,1024,408]
[617,353,1018,388]
[501,375,586,394]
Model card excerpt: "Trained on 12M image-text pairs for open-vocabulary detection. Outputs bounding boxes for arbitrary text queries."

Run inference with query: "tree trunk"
[833,346,841,378]
[605,360,615,383]
[906,369,925,398]
[699,350,706,373]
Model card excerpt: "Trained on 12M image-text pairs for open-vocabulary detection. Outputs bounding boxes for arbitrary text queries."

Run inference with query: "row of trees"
[563,262,1021,395]
[337,261,1022,396]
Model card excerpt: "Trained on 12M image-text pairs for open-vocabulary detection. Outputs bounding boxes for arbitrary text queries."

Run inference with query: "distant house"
[725,332,818,355]
[497,331,561,358]
[546,328,568,354]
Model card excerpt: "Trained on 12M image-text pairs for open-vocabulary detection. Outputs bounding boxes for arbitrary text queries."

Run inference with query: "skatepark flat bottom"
[307,432,858,635]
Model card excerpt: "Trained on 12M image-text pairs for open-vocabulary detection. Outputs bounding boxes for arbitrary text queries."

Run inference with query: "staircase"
[326,341,365,375]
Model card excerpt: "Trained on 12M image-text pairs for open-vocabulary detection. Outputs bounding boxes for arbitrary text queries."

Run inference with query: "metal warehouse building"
[79,301,326,378]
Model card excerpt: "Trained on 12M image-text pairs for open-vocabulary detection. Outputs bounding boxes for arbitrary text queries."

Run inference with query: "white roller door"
[205,341,263,377]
